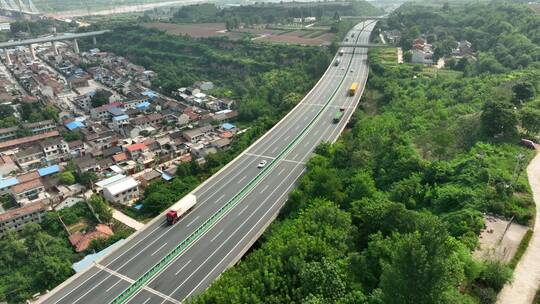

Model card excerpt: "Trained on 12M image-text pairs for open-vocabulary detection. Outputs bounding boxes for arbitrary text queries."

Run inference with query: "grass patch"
[421,67,463,78]
[117,204,154,223]
[509,229,533,269]
[67,220,90,234]
[275,29,297,35]
[305,30,326,38]
[371,48,398,65]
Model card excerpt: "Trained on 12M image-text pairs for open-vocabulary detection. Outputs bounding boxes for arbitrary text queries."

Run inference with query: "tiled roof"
[0,202,45,222]
[126,143,147,152]
[11,178,43,194]
[112,152,127,162]
[17,171,40,183]
[69,224,114,252]
[0,131,59,150]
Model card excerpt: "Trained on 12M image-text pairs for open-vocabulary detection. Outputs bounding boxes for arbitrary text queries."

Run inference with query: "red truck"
[521,139,536,149]
[166,194,197,224]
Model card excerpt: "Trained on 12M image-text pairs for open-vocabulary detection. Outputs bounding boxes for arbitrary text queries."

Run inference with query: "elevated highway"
[1,30,110,63]
[39,20,376,304]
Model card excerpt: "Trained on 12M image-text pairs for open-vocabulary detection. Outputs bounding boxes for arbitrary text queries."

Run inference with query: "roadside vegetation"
[509,229,533,269]
[0,2,373,302]
[191,2,539,304]
[0,196,121,303]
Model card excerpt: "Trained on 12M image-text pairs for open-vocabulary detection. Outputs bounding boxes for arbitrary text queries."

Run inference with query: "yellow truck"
[349,82,358,96]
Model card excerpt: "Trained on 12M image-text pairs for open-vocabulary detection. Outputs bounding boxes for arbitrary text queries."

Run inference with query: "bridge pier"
[73,39,79,53]
[52,41,58,55]
[3,49,11,65]
[92,36,97,45]
[29,44,36,60]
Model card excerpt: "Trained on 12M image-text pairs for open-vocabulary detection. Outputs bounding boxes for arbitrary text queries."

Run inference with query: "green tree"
[78,171,98,188]
[88,194,113,223]
[481,100,518,138]
[42,105,59,122]
[0,105,14,119]
[346,170,377,201]
[299,258,349,302]
[90,90,111,108]
[58,171,76,185]
[520,106,540,135]
[513,81,536,104]
[379,217,465,304]
[61,130,82,142]
[478,260,512,291]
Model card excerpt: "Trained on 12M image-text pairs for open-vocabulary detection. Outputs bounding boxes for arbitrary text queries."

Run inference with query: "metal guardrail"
[110,23,370,304]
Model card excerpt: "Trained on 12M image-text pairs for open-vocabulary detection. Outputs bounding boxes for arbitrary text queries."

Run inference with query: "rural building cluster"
[0,38,239,241]
[383,30,475,66]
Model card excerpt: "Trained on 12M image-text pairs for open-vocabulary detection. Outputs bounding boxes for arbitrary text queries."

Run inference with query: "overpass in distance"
[341,15,388,20]
[0,30,111,48]
[38,20,377,304]
[0,30,111,63]
[0,0,40,15]
[339,42,391,48]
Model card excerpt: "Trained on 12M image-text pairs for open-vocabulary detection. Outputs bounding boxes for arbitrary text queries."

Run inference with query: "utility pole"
[510,153,526,188]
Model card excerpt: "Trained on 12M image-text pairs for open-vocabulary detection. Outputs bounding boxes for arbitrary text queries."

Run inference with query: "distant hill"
[32,0,186,12]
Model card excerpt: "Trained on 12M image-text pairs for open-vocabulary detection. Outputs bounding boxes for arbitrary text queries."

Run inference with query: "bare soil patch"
[145,22,234,38]
[529,3,540,14]
[144,22,335,46]
[474,215,528,263]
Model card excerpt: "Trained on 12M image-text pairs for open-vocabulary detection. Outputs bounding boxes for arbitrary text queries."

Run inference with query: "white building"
[97,174,139,205]
[40,137,70,162]
[411,49,433,65]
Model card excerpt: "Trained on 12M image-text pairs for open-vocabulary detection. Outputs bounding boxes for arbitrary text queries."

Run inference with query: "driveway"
[497,148,540,304]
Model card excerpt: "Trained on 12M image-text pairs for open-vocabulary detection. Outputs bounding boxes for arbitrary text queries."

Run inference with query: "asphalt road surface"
[39,20,376,304]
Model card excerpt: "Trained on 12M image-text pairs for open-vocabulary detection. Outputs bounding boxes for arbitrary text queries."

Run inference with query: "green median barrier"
[110,25,369,304]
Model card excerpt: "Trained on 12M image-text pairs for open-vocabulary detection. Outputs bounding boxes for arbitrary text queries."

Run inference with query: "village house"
[10,178,46,205]
[97,174,139,205]
[0,131,60,152]
[0,155,18,176]
[69,224,114,252]
[40,137,70,163]
[0,201,47,235]
[182,125,214,143]
[15,146,44,170]
[90,102,123,120]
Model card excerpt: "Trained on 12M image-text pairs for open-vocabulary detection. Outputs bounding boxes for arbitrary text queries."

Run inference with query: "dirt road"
[497,148,540,304]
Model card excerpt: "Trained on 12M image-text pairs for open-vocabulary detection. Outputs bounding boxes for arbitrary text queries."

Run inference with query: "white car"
[257,160,267,168]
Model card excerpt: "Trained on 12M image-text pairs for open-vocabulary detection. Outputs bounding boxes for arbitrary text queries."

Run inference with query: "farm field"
[530,3,540,14]
[143,22,336,46]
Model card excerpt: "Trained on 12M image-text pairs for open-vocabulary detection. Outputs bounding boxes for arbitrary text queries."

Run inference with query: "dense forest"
[190,3,539,304]
[172,2,383,25]
[385,2,540,73]
[90,25,330,115]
